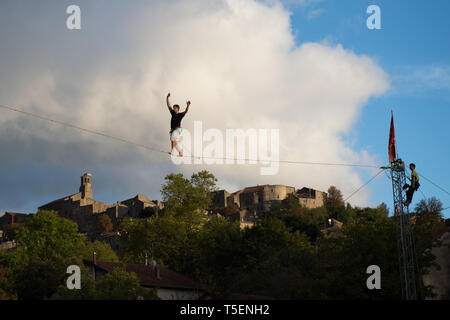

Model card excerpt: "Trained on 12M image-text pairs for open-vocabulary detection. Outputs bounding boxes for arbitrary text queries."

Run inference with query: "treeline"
[0,170,447,299]
[0,208,157,300]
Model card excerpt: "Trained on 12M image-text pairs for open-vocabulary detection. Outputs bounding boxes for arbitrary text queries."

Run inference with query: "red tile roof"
[432,226,450,241]
[241,186,265,194]
[83,260,202,290]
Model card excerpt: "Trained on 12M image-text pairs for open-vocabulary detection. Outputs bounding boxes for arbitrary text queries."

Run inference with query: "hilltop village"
[0,173,328,250]
[0,173,449,300]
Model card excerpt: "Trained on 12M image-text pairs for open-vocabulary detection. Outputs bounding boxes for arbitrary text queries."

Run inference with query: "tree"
[281,194,301,211]
[14,255,81,300]
[94,267,158,300]
[4,210,122,299]
[237,218,319,299]
[119,215,191,273]
[79,240,119,262]
[318,208,400,299]
[191,217,243,297]
[3,223,21,241]
[281,214,322,243]
[96,215,113,234]
[161,170,218,231]
[414,197,444,225]
[266,194,303,219]
[51,264,98,300]
[325,186,345,208]
[52,266,158,300]
[411,197,445,297]
[0,265,16,300]
[377,202,389,216]
[15,210,84,261]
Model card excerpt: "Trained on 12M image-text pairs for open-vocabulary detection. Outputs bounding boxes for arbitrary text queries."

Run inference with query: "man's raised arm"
[185,100,191,113]
[166,93,172,111]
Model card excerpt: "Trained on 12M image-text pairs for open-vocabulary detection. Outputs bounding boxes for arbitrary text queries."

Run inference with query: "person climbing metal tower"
[404,163,420,206]
[166,92,190,157]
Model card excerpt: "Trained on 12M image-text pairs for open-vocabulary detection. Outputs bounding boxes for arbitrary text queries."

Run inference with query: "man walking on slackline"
[166,92,190,157]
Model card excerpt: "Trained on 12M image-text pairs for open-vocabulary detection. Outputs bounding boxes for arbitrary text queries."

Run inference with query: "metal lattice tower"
[390,159,418,300]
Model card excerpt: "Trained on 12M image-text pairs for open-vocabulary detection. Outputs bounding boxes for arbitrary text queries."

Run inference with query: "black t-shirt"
[170,109,186,131]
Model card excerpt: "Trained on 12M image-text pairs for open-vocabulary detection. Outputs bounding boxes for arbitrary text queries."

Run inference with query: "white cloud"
[0,0,389,209]
[307,8,325,19]
[394,65,450,94]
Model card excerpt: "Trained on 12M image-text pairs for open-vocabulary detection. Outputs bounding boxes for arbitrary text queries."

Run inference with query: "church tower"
[79,173,93,200]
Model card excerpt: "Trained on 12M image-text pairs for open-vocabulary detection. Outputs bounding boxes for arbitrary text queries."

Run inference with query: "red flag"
[388,111,396,163]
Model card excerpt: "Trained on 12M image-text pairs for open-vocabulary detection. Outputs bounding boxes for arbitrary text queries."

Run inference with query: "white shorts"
[170,127,183,142]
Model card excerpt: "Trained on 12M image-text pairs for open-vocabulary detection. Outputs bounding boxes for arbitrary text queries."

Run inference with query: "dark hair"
[173,104,180,109]
[410,163,416,169]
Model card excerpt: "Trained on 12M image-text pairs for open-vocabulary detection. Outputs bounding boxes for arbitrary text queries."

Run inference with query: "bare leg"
[173,140,183,157]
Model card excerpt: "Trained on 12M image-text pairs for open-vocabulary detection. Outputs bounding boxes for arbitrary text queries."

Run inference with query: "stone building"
[38,173,163,238]
[0,211,32,241]
[297,187,326,209]
[211,190,230,209]
[213,184,325,228]
[0,211,32,228]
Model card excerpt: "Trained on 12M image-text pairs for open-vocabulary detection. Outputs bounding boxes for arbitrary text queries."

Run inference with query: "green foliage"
[15,210,84,261]
[267,193,302,218]
[53,266,158,300]
[1,171,444,300]
[412,197,446,297]
[237,218,319,299]
[281,214,322,243]
[51,265,98,300]
[325,186,345,208]
[188,216,321,299]
[0,210,119,300]
[119,215,191,272]
[95,267,158,300]
[96,215,113,234]
[79,240,119,262]
[3,223,21,241]
[190,217,243,297]
[281,193,301,211]
[0,264,16,300]
[377,202,389,216]
[318,209,401,299]
[161,170,218,230]
[14,255,81,300]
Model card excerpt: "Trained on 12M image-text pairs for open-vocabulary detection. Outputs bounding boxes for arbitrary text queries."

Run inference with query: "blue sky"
[285,0,450,216]
[0,0,449,218]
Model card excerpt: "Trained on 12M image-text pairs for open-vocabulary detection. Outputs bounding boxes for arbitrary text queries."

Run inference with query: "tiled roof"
[432,226,450,241]
[83,260,202,290]
[241,186,265,194]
